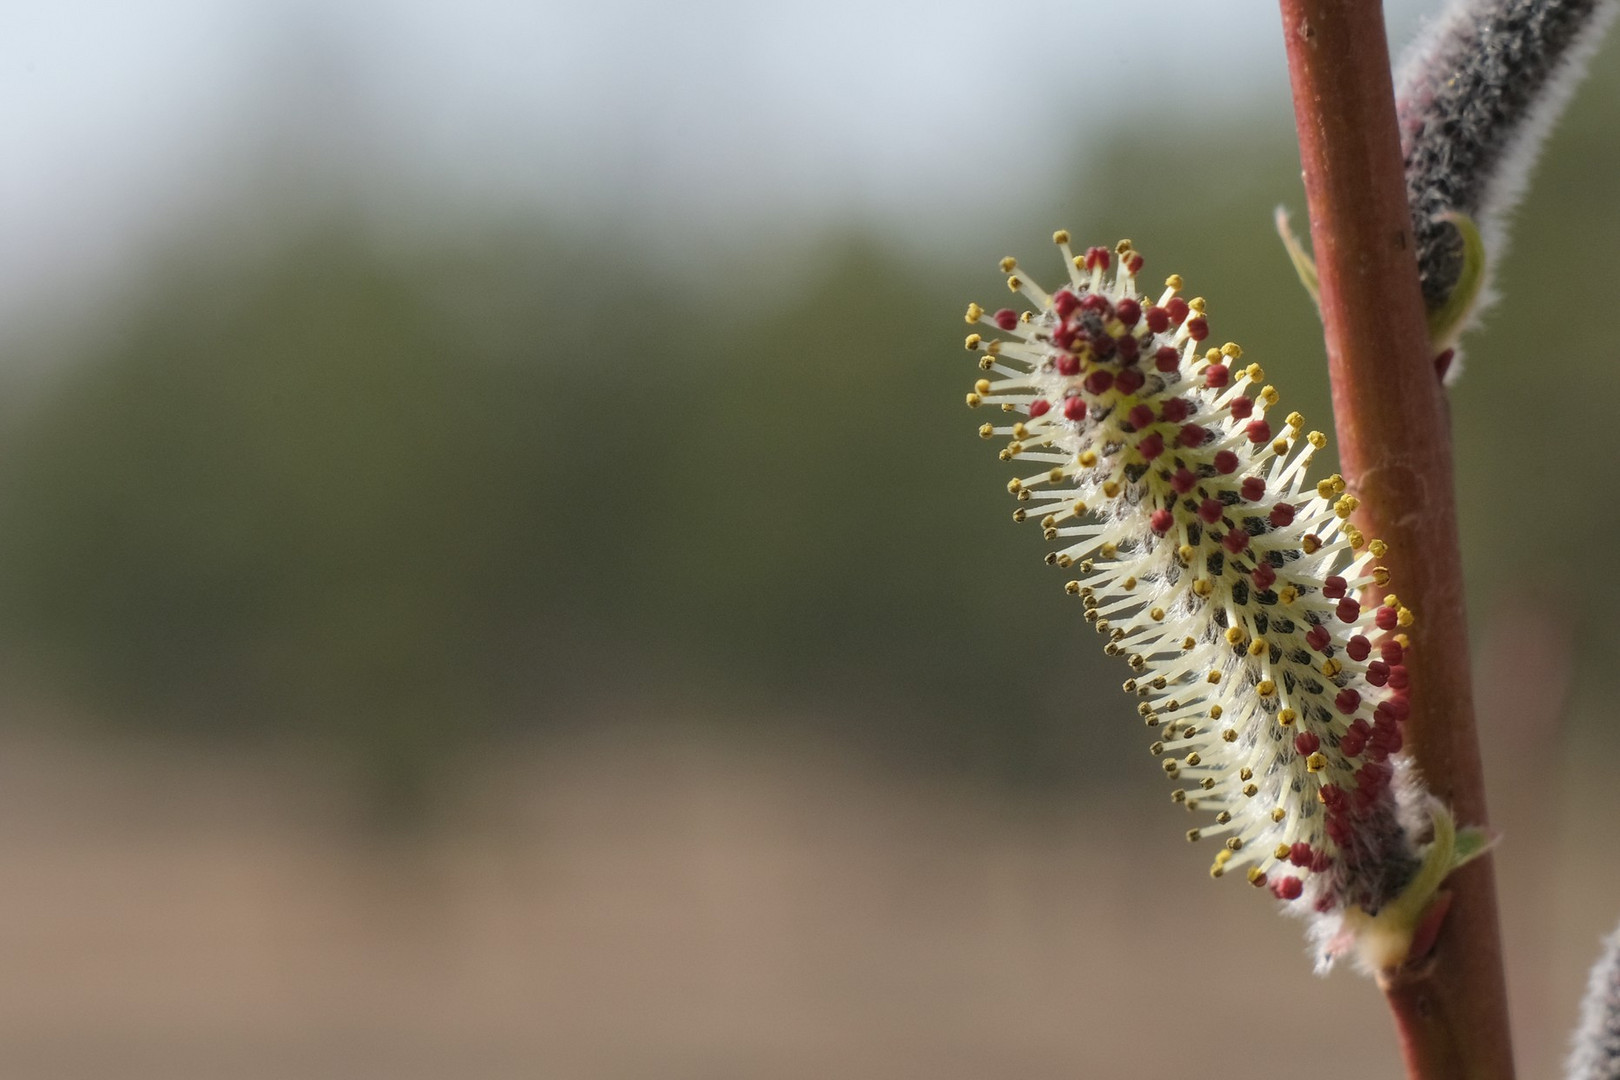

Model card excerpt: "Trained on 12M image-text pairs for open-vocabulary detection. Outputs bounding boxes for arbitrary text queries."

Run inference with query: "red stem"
[1277,3,1514,1078]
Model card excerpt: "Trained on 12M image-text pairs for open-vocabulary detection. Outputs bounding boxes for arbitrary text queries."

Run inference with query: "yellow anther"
[1383,593,1400,607]
[1006,478,1022,494]
[1347,528,1366,550]
[1182,637,1196,650]
[1208,705,1223,720]
[1248,638,1267,657]
[1307,431,1327,449]
[1185,752,1201,766]
[1369,539,1389,558]
[1316,479,1336,499]
[1205,348,1222,363]
[999,256,1017,272]
[1225,837,1243,852]
[965,302,983,323]
[1006,441,1023,455]
[1020,311,1032,323]
[1149,607,1166,621]
[1052,229,1070,245]
[1040,515,1056,529]
[1286,411,1305,429]
[1078,450,1098,468]
[998,449,1014,462]
[1178,544,1195,563]
[1225,627,1246,646]
[1189,297,1207,314]
[1331,474,1346,493]
[1222,343,1244,360]
[972,380,990,397]
[1279,585,1299,604]
[978,423,994,439]
[1271,807,1287,822]
[1102,480,1121,498]
[1099,542,1118,559]
[979,355,995,370]
[1122,576,1137,590]
[1301,535,1322,554]
[1072,501,1087,514]
[1206,669,1222,684]
[1245,363,1263,381]
[1322,658,1343,678]
[1222,729,1238,742]
[1243,783,1259,797]
[1395,632,1411,649]
[1007,275,1021,292]
[1064,580,1081,595]
[1274,843,1292,860]
[1373,566,1391,586]
[1277,708,1297,726]
[1193,579,1213,598]
[1256,679,1276,696]
[1398,606,1415,627]
[1011,508,1026,522]
[1187,829,1202,842]
[1114,238,1133,254]
[966,393,982,408]
[965,333,982,350]
[1272,439,1290,455]
[1334,495,1359,518]
[986,339,1002,355]
[1306,752,1328,773]
[1247,867,1267,885]
[1055,553,1071,567]
[1164,274,1183,291]
[1261,386,1280,406]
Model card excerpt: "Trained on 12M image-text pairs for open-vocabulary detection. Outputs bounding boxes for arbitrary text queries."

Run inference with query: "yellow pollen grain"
[1079,450,1098,467]
[1239,767,1252,781]
[1225,627,1246,646]
[1286,411,1305,429]
[965,334,982,350]
[1102,481,1121,498]
[1164,274,1183,291]
[1115,239,1133,254]
[1245,363,1264,382]
[1306,752,1328,773]
[1178,544,1196,563]
[1395,632,1411,649]
[1222,729,1238,742]
[999,256,1017,272]
[965,303,983,323]
[1099,542,1118,559]
[1189,297,1207,314]
[1072,501,1087,514]
[1308,431,1327,449]
[978,424,994,439]
[1052,230,1070,245]
[1274,843,1291,860]
[1205,348,1222,363]
[1182,637,1196,650]
[1277,708,1297,726]
[1206,670,1222,684]
[1347,528,1366,550]
[1243,783,1259,797]
[1225,838,1243,852]
[1261,386,1280,406]
[1398,607,1415,627]
[1279,585,1299,604]
[966,393,982,408]
[1272,808,1287,822]
[1193,580,1213,598]
[1322,658,1343,678]
[1222,343,1244,360]
[1064,581,1081,595]
[1316,479,1336,499]
[1272,439,1290,455]
[1150,607,1166,621]
[1301,535,1321,555]
[1256,680,1276,697]
[1006,478,1022,494]
[1248,638,1266,657]
[1335,495,1359,518]
[1006,275,1021,292]
[1208,705,1223,720]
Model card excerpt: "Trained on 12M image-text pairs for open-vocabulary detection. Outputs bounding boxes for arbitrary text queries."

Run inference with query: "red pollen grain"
[1335,597,1361,623]
[1322,576,1347,600]
[1080,293,1110,314]
[1084,370,1115,395]
[1185,317,1209,342]
[1125,253,1144,273]
[1115,335,1140,363]
[1268,503,1295,528]
[1380,640,1404,664]
[1204,363,1229,388]
[1114,298,1141,327]
[1154,346,1181,373]
[1165,297,1190,325]
[1052,291,1079,318]
[1028,398,1051,418]
[1289,842,1314,867]
[1159,398,1190,423]
[1177,424,1209,448]
[1375,606,1399,631]
[1387,665,1409,690]
[1228,396,1254,420]
[1145,307,1171,334]
[1240,476,1265,501]
[1294,732,1321,755]
[1115,367,1145,394]
[1063,396,1087,421]
[994,308,1019,331]
[1214,450,1239,474]
[1346,635,1371,662]
[1305,625,1331,652]
[1365,661,1390,686]
[1335,688,1362,715]
[1128,404,1155,429]
[1274,876,1304,901]
[1245,420,1272,444]
[1150,508,1174,535]
[1055,354,1080,376]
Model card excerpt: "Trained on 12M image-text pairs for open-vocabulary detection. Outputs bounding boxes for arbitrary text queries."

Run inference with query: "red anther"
[1091,333,1117,360]
[1028,398,1051,418]
[1383,696,1410,722]
[1165,296,1190,325]
[1274,876,1304,901]
[1186,317,1209,342]
[1115,367,1145,394]
[1310,850,1332,874]
[1055,354,1080,376]
[1114,297,1141,327]
[1063,395,1088,421]
[1222,529,1250,554]
[1083,369,1115,395]
[1340,731,1366,758]
[1137,432,1165,460]
[1322,575,1347,600]
[1294,731,1321,755]
[1378,728,1404,754]
[1128,404,1155,429]
[1349,718,1371,738]
[1229,396,1254,420]
[994,308,1019,331]
[1150,508,1174,535]
[1125,253,1144,274]
[1319,784,1348,812]
[1154,345,1180,372]
[1345,635,1371,662]
[1365,661,1390,686]
[1375,606,1398,630]
[1245,419,1272,444]
[1335,688,1362,715]
[1434,347,1455,381]
[1197,498,1223,524]
[1054,326,1078,351]
[1252,872,1269,889]
[1252,561,1276,589]
[1335,597,1361,623]
[1267,503,1294,528]
[1085,246,1111,271]
[1305,624,1331,651]
[1240,476,1265,501]
[1177,424,1209,448]
[1303,532,1321,550]
[1380,640,1404,664]
[1080,293,1111,314]
[1325,815,1353,846]
[1289,842,1313,867]
[1146,307,1171,334]
[1115,335,1140,363]
[1214,450,1239,474]
[1159,398,1190,423]
[1171,468,1197,495]
[1052,290,1080,318]
[1204,363,1229,388]
[1314,894,1335,913]
[1387,665,1409,690]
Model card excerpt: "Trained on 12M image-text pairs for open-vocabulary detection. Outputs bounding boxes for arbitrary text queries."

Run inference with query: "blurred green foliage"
[0,40,1615,805]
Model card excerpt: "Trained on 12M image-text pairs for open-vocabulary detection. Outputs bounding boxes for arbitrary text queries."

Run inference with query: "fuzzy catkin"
[1569,922,1620,1080]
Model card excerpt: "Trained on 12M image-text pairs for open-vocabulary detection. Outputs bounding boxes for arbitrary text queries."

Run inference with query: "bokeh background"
[0,1,1615,1076]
